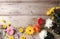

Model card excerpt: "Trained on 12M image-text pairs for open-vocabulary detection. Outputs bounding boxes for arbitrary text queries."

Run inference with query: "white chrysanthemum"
[39,30,47,39]
[45,18,53,28]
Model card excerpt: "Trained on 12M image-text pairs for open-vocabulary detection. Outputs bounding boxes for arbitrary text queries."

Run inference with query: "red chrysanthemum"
[38,18,44,25]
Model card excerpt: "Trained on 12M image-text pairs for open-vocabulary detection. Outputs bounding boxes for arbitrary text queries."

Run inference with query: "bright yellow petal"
[20,35,26,39]
[25,26,34,35]
[47,7,55,16]
[47,11,51,15]
[2,24,7,29]
[9,36,14,39]
[2,19,6,23]
[50,7,55,12]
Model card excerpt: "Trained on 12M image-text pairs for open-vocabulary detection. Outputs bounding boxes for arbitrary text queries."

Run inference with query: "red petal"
[38,18,43,25]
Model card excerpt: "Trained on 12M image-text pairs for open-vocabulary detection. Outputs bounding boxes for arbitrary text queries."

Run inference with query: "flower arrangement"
[46,7,60,35]
[1,7,60,39]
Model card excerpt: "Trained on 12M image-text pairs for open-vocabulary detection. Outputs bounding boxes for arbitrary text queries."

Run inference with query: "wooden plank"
[0,0,59,3]
[0,3,56,16]
[0,0,60,2]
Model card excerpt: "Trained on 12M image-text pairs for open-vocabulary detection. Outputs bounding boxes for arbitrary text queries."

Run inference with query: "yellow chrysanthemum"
[47,7,55,16]
[25,26,34,35]
[20,34,26,39]
[9,36,14,39]
[2,24,7,29]
[19,27,24,33]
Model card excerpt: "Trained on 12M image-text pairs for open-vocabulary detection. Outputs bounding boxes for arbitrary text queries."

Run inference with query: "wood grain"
[0,0,59,39]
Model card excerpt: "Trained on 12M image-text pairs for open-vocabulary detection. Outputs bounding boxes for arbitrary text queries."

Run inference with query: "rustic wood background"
[0,0,60,39]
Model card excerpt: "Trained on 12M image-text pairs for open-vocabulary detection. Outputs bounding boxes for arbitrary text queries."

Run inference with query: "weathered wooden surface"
[0,3,56,16]
[0,0,59,16]
[0,0,60,39]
